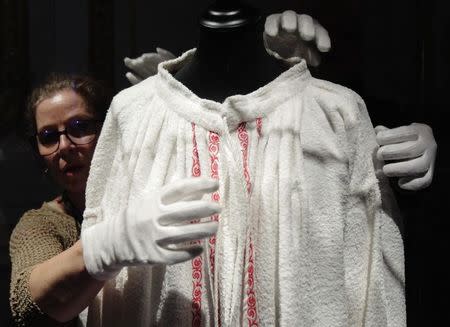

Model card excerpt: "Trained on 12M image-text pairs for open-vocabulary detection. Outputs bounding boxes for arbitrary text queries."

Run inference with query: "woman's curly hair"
[25,73,112,137]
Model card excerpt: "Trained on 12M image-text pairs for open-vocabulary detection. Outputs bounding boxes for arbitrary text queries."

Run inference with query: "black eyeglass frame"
[34,119,101,156]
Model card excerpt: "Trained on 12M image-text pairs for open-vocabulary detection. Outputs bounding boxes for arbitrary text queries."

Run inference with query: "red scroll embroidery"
[237,122,259,327]
[246,241,258,326]
[208,131,221,278]
[207,131,222,326]
[238,123,251,193]
[256,118,262,137]
[191,123,202,327]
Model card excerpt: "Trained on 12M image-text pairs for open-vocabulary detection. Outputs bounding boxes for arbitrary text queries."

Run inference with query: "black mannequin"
[174,0,287,103]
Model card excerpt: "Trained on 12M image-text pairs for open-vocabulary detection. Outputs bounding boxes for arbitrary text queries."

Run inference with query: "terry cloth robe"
[82,49,405,327]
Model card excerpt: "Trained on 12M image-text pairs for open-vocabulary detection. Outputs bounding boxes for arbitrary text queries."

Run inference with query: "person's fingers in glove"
[376,125,418,146]
[382,153,431,177]
[156,245,204,265]
[296,14,322,67]
[157,221,219,247]
[139,53,167,75]
[280,10,299,33]
[375,123,437,191]
[156,47,176,60]
[161,176,219,204]
[377,140,425,161]
[297,13,315,40]
[144,180,221,264]
[124,47,176,84]
[398,167,434,191]
[263,11,331,67]
[124,56,154,78]
[159,200,221,225]
[125,72,143,85]
[314,22,331,52]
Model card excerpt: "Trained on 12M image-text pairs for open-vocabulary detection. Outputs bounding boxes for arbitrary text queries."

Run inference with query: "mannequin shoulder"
[305,77,367,127]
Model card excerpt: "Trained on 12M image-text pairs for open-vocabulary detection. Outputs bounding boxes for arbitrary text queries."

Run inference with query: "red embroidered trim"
[192,124,201,178]
[208,131,221,326]
[256,118,262,137]
[237,123,252,193]
[208,131,220,276]
[191,123,202,326]
[246,240,258,326]
[237,122,259,327]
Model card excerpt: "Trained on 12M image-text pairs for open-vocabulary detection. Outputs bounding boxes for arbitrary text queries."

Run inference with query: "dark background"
[1,0,448,326]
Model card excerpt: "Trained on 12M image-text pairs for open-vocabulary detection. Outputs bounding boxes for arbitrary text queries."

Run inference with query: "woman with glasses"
[9,74,109,326]
[9,74,221,326]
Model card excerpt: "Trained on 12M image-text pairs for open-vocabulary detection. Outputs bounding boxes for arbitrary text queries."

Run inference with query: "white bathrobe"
[83,49,405,327]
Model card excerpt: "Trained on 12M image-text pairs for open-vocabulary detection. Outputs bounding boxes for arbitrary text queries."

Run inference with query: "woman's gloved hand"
[375,123,437,191]
[82,177,221,280]
[263,10,331,67]
[124,47,176,85]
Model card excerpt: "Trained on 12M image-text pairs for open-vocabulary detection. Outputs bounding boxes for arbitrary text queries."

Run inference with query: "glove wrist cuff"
[81,223,121,281]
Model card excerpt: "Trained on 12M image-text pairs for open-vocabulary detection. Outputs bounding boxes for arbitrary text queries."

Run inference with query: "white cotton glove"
[264,10,331,67]
[124,47,176,85]
[82,177,221,280]
[375,123,437,191]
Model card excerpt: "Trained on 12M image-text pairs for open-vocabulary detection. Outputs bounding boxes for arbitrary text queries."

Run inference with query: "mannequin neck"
[174,5,286,102]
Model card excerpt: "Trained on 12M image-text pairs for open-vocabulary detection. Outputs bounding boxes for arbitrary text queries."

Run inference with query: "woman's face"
[35,89,98,194]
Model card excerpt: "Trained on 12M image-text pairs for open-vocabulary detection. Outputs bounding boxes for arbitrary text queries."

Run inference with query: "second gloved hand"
[124,47,176,85]
[82,177,221,280]
[375,123,437,191]
[264,10,331,67]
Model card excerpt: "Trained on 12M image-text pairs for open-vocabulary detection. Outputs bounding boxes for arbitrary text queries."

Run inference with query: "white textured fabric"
[83,49,405,326]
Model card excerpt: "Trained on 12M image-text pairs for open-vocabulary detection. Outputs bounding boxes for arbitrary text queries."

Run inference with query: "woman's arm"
[28,240,105,323]
[9,209,101,325]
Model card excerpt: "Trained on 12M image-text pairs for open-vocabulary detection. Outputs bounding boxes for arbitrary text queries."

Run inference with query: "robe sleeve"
[344,94,406,327]
[83,97,122,229]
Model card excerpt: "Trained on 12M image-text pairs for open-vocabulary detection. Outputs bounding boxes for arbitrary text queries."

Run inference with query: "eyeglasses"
[36,119,100,156]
